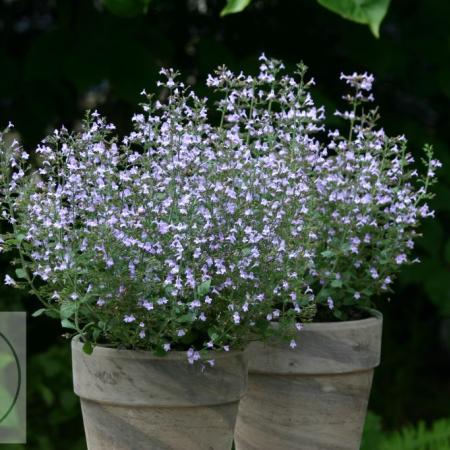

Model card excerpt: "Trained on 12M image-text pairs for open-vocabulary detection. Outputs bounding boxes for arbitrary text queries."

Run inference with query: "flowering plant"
[205,58,439,321]
[0,57,320,360]
[0,56,438,361]
[310,73,439,320]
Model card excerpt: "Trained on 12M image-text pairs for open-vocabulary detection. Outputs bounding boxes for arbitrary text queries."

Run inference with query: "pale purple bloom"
[395,254,407,265]
[370,268,379,279]
[187,348,201,364]
[4,275,16,287]
[142,301,154,311]
[157,221,170,235]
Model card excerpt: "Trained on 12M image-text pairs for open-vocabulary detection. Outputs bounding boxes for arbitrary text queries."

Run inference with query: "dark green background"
[0,0,449,448]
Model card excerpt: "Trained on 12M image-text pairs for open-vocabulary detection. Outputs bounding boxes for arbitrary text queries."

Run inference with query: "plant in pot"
[0,64,320,450]
[233,64,440,450]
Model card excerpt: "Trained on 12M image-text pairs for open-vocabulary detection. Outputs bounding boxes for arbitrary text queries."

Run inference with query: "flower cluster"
[0,55,438,360]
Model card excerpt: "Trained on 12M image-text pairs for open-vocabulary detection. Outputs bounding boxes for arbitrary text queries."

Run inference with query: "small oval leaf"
[197,279,211,297]
[221,0,252,16]
[15,268,27,279]
[32,308,46,317]
[82,341,94,355]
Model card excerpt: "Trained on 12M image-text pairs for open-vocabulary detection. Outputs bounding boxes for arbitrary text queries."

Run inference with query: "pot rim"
[248,309,383,375]
[72,335,246,361]
[300,308,382,331]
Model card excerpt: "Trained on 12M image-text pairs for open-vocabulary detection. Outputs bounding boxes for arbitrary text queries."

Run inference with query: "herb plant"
[0,56,438,360]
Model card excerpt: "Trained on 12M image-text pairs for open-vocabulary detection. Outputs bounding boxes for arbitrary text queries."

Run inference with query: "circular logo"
[0,331,21,424]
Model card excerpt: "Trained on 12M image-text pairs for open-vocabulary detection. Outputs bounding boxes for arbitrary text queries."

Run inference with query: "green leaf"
[164,284,175,297]
[221,0,252,16]
[61,319,77,330]
[321,250,335,258]
[315,289,331,301]
[14,268,27,279]
[38,384,54,406]
[102,0,151,17]
[60,301,78,320]
[92,328,101,341]
[32,308,47,317]
[331,279,343,288]
[197,279,211,297]
[208,328,219,341]
[46,309,61,319]
[177,313,195,324]
[317,0,391,37]
[82,342,93,355]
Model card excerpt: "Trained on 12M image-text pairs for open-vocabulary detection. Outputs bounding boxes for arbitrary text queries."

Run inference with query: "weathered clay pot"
[72,338,248,450]
[235,311,382,450]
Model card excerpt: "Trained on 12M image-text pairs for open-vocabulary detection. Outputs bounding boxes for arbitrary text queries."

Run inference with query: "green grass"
[361,412,450,450]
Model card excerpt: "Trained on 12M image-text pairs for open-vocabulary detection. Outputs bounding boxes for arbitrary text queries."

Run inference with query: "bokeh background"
[0,0,449,448]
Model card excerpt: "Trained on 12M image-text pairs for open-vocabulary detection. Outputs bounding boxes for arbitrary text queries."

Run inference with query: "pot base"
[235,370,374,450]
[81,399,239,450]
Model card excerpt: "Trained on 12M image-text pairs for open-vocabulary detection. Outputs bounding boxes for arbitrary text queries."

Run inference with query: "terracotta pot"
[71,338,248,450]
[235,311,382,450]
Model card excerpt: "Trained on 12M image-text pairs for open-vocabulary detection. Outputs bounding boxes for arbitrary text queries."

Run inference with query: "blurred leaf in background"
[221,0,253,16]
[317,0,391,37]
[205,0,391,36]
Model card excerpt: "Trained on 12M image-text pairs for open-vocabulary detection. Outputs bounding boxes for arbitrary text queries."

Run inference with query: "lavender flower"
[4,275,16,287]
